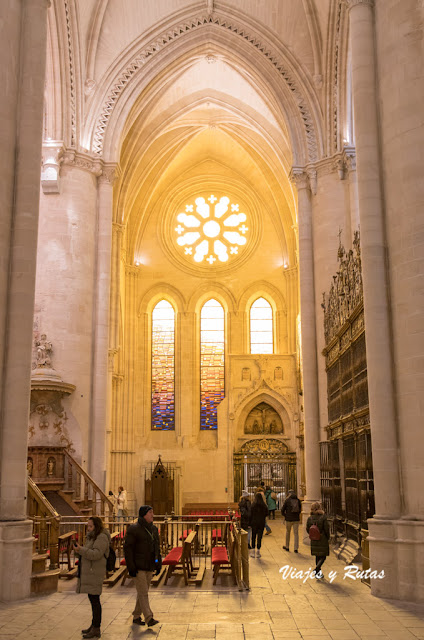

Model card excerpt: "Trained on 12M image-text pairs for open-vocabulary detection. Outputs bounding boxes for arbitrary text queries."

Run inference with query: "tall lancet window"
[200,299,225,430]
[250,297,273,354]
[151,300,175,430]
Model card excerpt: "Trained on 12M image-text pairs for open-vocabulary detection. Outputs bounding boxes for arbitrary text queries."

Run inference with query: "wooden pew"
[162,530,199,585]
[58,531,77,578]
[212,527,237,585]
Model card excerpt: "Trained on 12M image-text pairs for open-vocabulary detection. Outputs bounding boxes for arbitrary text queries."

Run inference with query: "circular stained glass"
[174,194,249,265]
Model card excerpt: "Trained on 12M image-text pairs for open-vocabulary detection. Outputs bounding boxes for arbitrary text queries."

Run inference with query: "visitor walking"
[74,516,111,638]
[239,490,252,547]
[124,505,162,627]
[281,489,302,552]
[112,486,128,521]
[250,492,269,558]
[265,486,277,519]
[306,502,330,579]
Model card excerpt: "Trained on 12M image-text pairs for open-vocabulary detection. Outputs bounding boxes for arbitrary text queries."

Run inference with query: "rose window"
[174,195,249,264]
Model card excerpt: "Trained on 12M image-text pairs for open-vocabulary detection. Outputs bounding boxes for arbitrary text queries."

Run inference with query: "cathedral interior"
[0,0,424,614]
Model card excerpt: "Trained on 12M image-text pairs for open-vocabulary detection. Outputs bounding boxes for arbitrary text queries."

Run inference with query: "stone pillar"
[0,0,49,601]
[344,147,360,237]
[289,170,321,510]
[347,0,401,518]
[35,157,100,470]
[347,0,403,600]
[89,165,118,486]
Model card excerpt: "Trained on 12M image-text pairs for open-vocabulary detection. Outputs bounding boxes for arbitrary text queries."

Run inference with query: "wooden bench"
[58,531,77,578]
[212,527,236,585]
[162,530,204,585]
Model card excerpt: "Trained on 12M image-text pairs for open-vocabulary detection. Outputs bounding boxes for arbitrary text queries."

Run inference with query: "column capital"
[62,149,103,177]
[289,168,310,191]
[98,163,121,186]
[344,0,374,11]
[41,141,63,194]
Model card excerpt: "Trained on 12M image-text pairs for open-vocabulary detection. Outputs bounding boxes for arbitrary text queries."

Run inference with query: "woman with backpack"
[265,486,277,519]
[74,516,111,638]
[306,502,330,579]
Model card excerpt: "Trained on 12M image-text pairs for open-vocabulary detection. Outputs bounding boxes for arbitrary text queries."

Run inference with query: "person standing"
[74,516,111,639]
[238,490,252,548]
[281,490,302,552]
[306,502,330,579]
[250,492,269,558]
[265,486,277,519]
[115,486,128,521]
[124,505,162,627]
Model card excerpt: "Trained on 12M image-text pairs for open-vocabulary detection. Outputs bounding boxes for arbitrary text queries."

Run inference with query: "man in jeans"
[124,506,162,627]
[281,490,302,552]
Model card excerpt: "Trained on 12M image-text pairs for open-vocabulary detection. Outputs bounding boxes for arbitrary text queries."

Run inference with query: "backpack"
[289,497,300,513]
[105,545,116,572]
[308,524,321,541]
[270,491,277,500]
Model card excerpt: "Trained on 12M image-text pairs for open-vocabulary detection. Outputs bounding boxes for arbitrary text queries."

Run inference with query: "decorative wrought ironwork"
[322,229,363,344]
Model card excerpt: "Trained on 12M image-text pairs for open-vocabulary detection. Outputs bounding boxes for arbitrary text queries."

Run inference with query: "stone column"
[0,0,49,601]
[89,165,118,486]
[35,156,100,470]
[344,147,360,237]
[289,170,321,509]
[347,0,401,519]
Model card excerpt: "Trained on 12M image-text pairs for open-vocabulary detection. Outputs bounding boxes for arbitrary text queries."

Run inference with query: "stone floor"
[1,520,424,639]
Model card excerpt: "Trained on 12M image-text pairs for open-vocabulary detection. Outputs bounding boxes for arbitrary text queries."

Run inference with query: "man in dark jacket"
[281,490,302,553]
[124,505,162,627]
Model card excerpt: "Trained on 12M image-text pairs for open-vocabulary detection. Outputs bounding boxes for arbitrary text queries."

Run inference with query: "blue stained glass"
[151,300,175,430]
[200,299,225,430]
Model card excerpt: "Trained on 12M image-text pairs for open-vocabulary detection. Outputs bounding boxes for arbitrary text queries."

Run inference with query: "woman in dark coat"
[306,502,330,579]
[74,516,111,638]
[238,490,252,548]
[250,492,269,558]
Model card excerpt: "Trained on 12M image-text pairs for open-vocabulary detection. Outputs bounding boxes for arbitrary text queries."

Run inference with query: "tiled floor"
[1,520,424,639]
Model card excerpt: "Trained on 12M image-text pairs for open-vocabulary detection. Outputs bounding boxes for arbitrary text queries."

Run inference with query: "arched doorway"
[233,438,296,506]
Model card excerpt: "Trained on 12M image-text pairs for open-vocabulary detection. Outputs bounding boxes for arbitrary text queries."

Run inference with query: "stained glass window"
[151,300,175,430]
[200,299,225,429]
[250,297,273,354]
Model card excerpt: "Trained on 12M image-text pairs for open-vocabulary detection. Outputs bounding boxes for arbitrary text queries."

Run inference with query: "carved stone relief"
[244,402,283,435]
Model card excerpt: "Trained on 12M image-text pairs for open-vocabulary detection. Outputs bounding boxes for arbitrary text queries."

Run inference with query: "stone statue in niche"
[242,367,251,381]
[35,334,53,367]
[243,402,283,435]
[274,366,283,380]
[27,458,33,476]
[47,457,56,477]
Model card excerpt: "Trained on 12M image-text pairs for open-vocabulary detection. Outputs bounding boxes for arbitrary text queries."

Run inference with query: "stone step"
[32,553,48,574]
[30,568,60,595]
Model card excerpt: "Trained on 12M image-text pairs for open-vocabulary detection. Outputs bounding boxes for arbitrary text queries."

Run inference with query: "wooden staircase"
[28,478,61,594]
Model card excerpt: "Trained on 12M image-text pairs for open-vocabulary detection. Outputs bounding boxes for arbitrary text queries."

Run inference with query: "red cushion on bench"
[120,558,126,566]
[212,529,222,539]
[163,547,183,565]
[212,547,229,564]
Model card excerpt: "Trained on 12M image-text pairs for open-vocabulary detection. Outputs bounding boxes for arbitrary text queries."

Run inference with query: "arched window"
[151,300,175,430]
[200,299,225,430]
[250,297,273,354]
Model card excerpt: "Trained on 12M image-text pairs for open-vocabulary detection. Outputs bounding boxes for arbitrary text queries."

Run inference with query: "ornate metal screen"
[321,230,374,551]
[200,299,224,429]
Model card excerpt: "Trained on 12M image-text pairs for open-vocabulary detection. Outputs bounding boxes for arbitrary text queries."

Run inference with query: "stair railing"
[63,450,114,517]
[27,476,60,569]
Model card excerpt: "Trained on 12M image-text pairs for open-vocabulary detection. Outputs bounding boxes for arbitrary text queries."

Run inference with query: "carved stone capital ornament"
[41,142,63,194]
[289,168,309,191]
[344,0,374,11]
